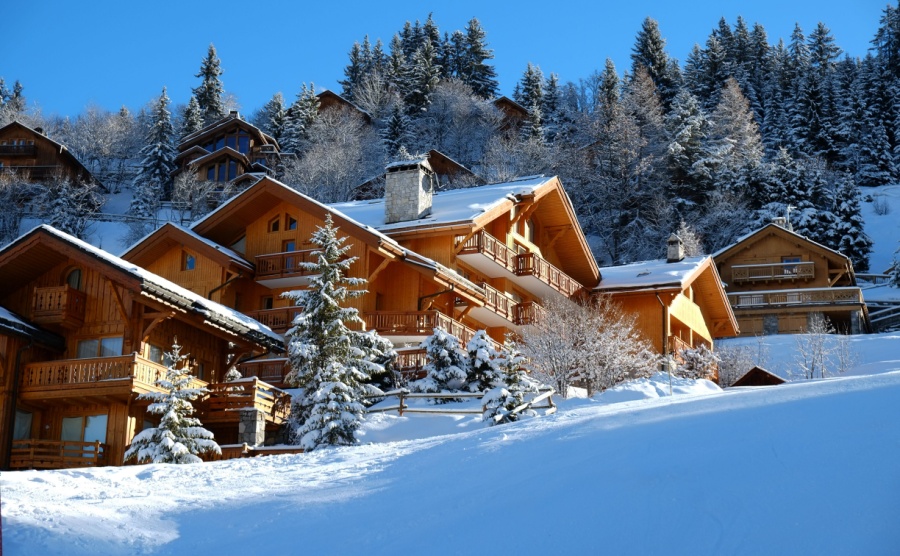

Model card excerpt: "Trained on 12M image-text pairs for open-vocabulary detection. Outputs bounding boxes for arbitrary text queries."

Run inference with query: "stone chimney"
[667,233,685,263]
[384,157,435,224]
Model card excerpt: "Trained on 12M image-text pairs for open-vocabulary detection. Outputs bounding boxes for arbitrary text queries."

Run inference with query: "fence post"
[398,390,405,416]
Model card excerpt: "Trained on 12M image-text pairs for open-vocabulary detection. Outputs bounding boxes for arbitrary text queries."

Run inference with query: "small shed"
[732,366,787,387]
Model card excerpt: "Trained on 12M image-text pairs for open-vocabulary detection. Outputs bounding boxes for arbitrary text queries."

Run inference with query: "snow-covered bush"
[483,335,542,425]
[675,344,720,380]
[124,341,220,464]
[410,328,468,401]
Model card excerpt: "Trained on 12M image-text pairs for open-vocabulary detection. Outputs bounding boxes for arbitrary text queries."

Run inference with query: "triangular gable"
[0,225,284,351]
[178,113,278,150]
[316,90,373,123]
[173,144,211,164]
[0,121,98,187]
[122,222,254,274]
[713,223,854,272]
[185,146,250,168]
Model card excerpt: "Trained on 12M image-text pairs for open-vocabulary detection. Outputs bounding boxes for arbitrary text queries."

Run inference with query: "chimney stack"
[384,157,435,224]
[667,233,685,263]
[772,216,793,232]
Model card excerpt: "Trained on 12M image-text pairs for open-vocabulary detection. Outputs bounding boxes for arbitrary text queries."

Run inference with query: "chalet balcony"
[19,354,207,402]
[731,261,815,283]
[0,164,63,180]
[364,310,478,346]
[237,357,290,387]
[456,230,582,300]
[245,307,302,334]
[0,144,37,156]
[465,282,517,329]
[255,249,319,288]
[728,287,865,311]
[31,285,86,329]
[9,439,107,470]
[202,377,291,426]
[513,300,546,326]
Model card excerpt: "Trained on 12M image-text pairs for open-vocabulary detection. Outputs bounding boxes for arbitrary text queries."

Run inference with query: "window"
[237,135,250,153]
[286,215,297,230]
[268,216,280,233]
[13,410,33,440]
[182,251,196,271]
[261,296,274,310]
[66,268,82,290]
[77,337,123,359]
[62,414,108,455]
[782,256,801,275]
[146,344,164,364]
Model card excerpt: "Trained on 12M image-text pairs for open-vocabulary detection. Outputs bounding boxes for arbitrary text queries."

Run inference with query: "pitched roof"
[593,256,710,293]
[178,112,278,150]
[0,225,284,352]
[121,222,254,273]
[0,305,65,350]
[0,121,98,187]
[712,223,853,266]
[316,90,373,123]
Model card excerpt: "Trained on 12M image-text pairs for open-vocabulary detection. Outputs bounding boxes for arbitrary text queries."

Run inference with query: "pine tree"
[666,89,714,205]
[482,335,540,425]
[461,18,499,99]
[382,100,411,157]
[631,17,678,105]
[411,328,468,400]
[708,78,764,191]
[282,214,389,450]
[340,40,369,100]
[124,340,220,464]
[181,96,204,139]
[834,173,873,271]
[466,330,501,392]
[41,176,104,240]
[542,73,562,141]
[131,87,176,213]
[404,40,442,114]
[282,83,319,155]
[192,44,226,124]
[255,92,286,143]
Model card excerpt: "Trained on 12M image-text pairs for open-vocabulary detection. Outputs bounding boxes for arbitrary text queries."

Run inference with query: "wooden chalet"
[0,225,287,470]
[0,121,96,185]
[713,222,870,336]
[592,236,739,359]
[172,112,288,195]
[123,161,600,386]
[316,89,373,124]
[731,366,786,387]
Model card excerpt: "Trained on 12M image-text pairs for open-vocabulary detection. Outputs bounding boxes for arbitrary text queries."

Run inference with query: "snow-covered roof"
[711,223,851,262]
[594,256,710,293]
[122,222,253,271]
[330,175,550,232]
[0,305,65,349]
[24,225,284,351]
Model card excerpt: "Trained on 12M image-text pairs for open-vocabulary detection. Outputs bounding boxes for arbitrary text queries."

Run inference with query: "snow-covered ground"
[4,349,900,555]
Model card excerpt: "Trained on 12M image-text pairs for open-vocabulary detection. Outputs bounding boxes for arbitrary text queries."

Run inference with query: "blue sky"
[6,0,890,117]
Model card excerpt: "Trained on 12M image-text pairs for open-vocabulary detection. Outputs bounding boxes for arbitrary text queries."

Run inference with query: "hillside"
[3,359,900,555]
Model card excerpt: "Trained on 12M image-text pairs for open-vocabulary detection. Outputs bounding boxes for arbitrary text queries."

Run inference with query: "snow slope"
[4,370,899,555]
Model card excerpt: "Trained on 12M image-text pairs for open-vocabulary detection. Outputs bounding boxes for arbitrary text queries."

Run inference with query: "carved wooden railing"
[729,287,864,308]
[515,252,583,297]
[237,358,289,385]
[204,377,291,424]
[731,261,815,283]
[20,354,207,391]
[255,249,318,280]
[245,307,302,333]
[31,285,87,328]
[482,282,515,322]
[9,439,107,470]
[364,310,478,346]
[395,349,428,373]
[513,300,546,326]
[456,230,518,273]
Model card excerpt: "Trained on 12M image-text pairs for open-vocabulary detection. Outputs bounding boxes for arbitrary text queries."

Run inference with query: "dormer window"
[268,216,280,233]
[286,215,297,230]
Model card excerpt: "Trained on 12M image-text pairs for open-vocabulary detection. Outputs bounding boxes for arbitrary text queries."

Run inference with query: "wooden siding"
[0,123,92,183]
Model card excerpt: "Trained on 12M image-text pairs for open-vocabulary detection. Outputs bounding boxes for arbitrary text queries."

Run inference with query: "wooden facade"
[0,226,285,470]
[593,255,740,358]
[0,121,95,185]
[713,223,870,336]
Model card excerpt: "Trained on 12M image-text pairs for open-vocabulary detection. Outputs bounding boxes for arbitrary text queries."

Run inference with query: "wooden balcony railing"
[245,307,302,333]
[395,349,428,373]
[731,261,815,283]
[9,439,107,470]
[21,353,207,392]
[0,144,37,156]
[457,230,582,298]
[364,310,478,346]
[204,377,291,424]
[255,249,319,280]
[513,300,546,326]
[729,287,864,309]
[515,252,583,297]
[237,358,289,385]
[482,282,515,321]
[32,285,86,328]
[456,230,518,274]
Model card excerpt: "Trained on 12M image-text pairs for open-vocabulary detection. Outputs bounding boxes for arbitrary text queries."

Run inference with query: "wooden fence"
[10,439,107,470]
[367,388,556,419]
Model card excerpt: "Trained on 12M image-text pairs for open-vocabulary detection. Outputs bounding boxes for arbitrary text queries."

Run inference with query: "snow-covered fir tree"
[482,335,541,425]
[131,86,176,214]
[181,96,204,139]
[890,243,900,288]
[281,83,319,155]
[410,328,468,400]
[833,173,873,271]
[382,100,412,157]
[282,214,389,450]
[192,44,226,124]
[466,330,501,392]
[39,176,104,240]
[460,17,499,99]
[124,340,220,464]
